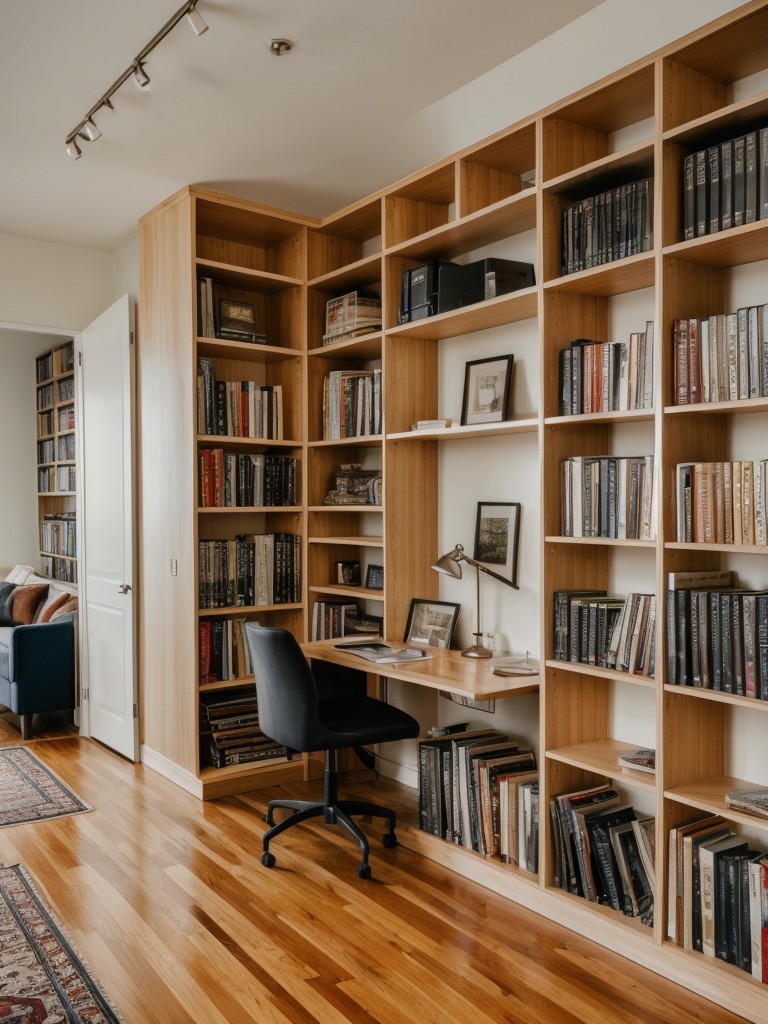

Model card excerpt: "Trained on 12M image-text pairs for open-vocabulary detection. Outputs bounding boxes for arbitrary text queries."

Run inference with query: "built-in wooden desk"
[302,639,539,700]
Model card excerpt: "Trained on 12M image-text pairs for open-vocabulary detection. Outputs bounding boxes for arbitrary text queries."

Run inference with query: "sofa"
[0,571,78,739]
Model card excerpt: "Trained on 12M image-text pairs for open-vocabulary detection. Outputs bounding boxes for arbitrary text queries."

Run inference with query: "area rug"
[0,748,90,827]
[0,863,122,1023]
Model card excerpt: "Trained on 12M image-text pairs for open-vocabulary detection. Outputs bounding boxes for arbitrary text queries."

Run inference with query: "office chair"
[244,622,421,879]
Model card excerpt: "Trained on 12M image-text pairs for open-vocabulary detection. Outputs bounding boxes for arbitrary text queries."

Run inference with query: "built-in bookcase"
[35,340,78,585]
[138,5,768,1017]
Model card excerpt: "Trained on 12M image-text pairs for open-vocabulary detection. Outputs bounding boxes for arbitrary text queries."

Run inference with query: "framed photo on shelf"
[365,564,384,590]
[217,298,264,342]
[474,501,521,588]
[404,598,460,648]
[460,354,514,425]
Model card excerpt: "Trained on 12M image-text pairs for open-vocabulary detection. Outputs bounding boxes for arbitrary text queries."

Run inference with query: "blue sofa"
[0,575,77,739]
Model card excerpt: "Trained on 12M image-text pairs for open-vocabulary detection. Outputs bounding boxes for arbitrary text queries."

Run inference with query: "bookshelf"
[35,340,78,585]
[137,4,768,1017]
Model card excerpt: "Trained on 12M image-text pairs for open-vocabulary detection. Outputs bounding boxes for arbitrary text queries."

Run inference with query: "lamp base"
[461,643,493,659]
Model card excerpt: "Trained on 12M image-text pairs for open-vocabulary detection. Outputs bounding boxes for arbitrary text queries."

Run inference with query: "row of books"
[200,694,288,769]
[676,460,768,545]
[561,177,653,276]
[197,357,283,439]
[552,589,656,677]
[417,728,538,867]
[37,384,53,410]
[40,555,77,584]
[558,325,654,416]
[40,513,77,558]
[683,128,768,240]
[322,368,382,440]
[37,466,75,493]
[550,783,655,926]
[198,449,298,508]
[310,601,382,641]
[36,435,75,464]
[199,617,253,683]
[673,306,768,406]
[36,352,53,382]
[561,455,656,539]
[668,813,768,980]
[667,570,768,697]
[198,534,300,609]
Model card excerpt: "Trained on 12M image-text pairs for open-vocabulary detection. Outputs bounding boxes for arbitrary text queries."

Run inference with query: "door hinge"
[82,687,89,701]
[130,330,135,346]
[78,350,82,366]
[133,702,138,719]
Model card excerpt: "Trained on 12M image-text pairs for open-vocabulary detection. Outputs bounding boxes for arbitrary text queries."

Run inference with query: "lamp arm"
[462,553,519,590]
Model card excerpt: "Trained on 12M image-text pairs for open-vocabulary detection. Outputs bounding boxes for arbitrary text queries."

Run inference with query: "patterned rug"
[0,863,122,1023]
[0,748,90,827]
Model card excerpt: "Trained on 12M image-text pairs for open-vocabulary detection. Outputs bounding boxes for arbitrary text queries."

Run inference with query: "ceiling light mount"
[64,1,210,160]
[270,38,293,56]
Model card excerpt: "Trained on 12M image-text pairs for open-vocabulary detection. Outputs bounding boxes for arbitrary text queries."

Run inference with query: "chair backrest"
[243,622,320,752]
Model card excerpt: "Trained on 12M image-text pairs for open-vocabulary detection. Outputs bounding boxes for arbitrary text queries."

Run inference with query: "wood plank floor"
[0,719,752,1024]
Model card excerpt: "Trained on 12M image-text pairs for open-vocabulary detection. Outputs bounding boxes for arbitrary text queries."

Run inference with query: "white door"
[79,295,138,760]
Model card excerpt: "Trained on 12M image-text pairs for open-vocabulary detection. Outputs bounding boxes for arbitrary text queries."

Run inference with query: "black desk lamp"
[432,543,518,659]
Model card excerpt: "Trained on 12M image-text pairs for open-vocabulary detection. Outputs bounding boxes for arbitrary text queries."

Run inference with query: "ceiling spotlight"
[270,38,293,56]
[65,139,82,161]
[186,4,208,36]
[133,61,151,88]
[81,118,101,142]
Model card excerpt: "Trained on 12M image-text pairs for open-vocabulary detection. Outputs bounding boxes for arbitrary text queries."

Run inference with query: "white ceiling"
[0,0,604,253]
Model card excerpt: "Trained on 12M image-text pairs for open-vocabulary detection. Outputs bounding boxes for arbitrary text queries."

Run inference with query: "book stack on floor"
[672,306,768,405]
[417,728,538,870]
[667,570,768,697]
[561,455,656,539]
[200,693,289,769]
[676,461,768,545]
[553,589,656,677]
[683,128,768,240]
[550,784,655,926]
[559,325,654,415]
[668,813,768,981]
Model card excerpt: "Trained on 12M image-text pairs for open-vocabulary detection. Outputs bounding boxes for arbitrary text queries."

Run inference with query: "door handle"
[118,584,132,594]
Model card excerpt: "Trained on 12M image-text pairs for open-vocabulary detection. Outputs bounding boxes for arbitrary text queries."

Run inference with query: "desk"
[301,639,539,701]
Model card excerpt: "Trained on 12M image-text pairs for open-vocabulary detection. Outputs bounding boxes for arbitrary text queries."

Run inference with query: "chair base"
[261,750,398,879]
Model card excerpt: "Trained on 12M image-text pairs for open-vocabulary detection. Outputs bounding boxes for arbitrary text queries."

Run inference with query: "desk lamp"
[432,543,518,659]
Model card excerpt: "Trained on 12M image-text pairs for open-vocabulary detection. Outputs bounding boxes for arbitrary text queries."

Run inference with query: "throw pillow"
[37,592,71,623]
[11,584,49,625]
[0,582,16,625]
[49,596,78,621]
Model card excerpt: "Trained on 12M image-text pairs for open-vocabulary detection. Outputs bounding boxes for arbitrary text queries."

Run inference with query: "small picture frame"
[461,354,514,425]
[404,598,461,648]
[217,298,262,342]
[335,560,361,586]
[474,501,521,588]
[365,564,384,590]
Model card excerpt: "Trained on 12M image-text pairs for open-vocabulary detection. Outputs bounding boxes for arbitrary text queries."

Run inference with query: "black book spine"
[760,128,768,221]
[695,149,709,237]
[721,139,734,230]
[733,135,746,228]
[708,145,721,234]
[745,130,758,224]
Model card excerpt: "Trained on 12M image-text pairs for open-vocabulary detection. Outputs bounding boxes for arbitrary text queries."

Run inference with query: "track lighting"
[133,62,151,88]
[186,4,208,36]
[64,2,209,160]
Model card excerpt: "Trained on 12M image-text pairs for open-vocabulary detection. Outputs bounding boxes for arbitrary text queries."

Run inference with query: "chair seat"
[317,696,420,751]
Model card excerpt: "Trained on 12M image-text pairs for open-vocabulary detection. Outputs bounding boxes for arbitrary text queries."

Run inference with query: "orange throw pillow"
[49,596,78,621]
[37,592,71,623]
[11,584,49,625]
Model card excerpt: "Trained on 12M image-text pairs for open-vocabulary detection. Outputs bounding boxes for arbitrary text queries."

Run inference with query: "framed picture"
[460,354,513,425]
[404,598,460,648]
[335,560,361,586]
[473,501,521,588]
[217,298,264,342]
[365,564,384,590]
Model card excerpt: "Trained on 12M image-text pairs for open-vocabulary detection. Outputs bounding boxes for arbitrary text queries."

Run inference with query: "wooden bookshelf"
[35,340,78,585]
[138,5,768,1017]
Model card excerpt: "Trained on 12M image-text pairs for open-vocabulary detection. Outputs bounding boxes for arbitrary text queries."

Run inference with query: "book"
[334,641,431,664]
[617,748,656,774]
[725,788,768,819]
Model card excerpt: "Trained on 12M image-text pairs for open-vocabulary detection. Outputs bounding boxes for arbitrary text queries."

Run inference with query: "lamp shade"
[431,546,464,579]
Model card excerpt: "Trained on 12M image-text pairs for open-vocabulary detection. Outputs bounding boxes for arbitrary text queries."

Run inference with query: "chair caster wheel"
[261,851,276,868]
[383,832,398,849]
[358,863,372,880]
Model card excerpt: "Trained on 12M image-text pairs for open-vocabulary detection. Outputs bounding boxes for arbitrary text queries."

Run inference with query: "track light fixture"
[64,1,209,159]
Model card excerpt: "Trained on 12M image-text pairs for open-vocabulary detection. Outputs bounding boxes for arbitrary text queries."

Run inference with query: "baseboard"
[141,745,203,798]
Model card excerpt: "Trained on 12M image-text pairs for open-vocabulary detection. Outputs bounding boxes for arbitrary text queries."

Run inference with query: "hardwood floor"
[0,720,751,1023]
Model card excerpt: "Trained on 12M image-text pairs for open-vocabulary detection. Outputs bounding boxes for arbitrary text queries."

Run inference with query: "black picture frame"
[403,598,461,648]
[365,564,384,590]
[460,354,514,426]
[473,501,521,588]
